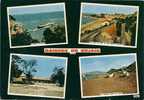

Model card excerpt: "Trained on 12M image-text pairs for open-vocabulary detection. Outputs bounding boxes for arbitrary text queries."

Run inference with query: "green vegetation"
[107,62,136,74]
[22,59,37,84]
[11,31,35,46]
[10,15,66,46]
[125,13,137,34]
[107,68,118,74]
[125,13,137,45]
[11,55,24,82]
[11,55,65,87]
[42,25,66,43]
[50,66,65,87]
[11,55,37,84]
[10,15,39,46]
[83,62,136,80]
[115,18,125,37]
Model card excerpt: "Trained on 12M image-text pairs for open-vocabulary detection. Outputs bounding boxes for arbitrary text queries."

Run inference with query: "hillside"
[83,62,136,80]
[82,62,137,96]
[107,62,136,74]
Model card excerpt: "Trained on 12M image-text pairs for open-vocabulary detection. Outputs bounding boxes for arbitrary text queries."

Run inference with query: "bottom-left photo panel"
[7,53,68,99]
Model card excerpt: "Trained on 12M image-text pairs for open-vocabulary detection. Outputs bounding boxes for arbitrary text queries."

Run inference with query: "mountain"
[83,62,136,80]
[84,70,105,76]
[83,71,105,80]
[88,71,104,74]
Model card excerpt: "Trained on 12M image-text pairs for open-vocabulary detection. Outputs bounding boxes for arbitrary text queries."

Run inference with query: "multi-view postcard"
[79,3,139,48]
[79,53,139,98]
[8,54,67,98]
[7,3,67,48]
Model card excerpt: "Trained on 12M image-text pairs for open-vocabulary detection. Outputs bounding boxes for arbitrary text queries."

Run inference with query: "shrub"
[43,25,66,43]
[11,31,33,46]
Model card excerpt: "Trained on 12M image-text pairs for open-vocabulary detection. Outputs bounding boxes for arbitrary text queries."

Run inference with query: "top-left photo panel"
[7,3,68,48]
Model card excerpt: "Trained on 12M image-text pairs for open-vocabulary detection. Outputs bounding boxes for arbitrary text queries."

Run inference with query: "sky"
[9,3,64,15]
[80,54,136,73]
[15,55,67,78]
[82,4,138,14]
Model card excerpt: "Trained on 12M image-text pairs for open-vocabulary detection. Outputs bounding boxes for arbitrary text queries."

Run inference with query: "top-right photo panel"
[79,3,139,48]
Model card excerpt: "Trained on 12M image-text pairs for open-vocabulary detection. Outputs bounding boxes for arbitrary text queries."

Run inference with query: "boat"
[37,22,55,29]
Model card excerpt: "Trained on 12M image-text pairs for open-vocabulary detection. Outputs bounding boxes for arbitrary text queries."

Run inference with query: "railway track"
[80,23,114,42]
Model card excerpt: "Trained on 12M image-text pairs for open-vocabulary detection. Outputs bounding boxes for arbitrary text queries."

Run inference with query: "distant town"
[80,12,137,46]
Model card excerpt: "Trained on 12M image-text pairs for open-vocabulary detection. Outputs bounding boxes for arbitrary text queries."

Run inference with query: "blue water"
[81,16,95,25]
[13,11,65,42]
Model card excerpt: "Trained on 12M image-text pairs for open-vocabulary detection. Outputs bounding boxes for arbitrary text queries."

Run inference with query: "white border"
[79,3,139,48]
[8,53,68,99]
[7,3,68,48]
[79,53,139,98]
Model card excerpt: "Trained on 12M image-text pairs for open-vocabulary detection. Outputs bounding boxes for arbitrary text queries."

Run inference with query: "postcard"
[8,53,68,98]
[79,53,139,98]
[7,3,68,48]
[79,3,139,48]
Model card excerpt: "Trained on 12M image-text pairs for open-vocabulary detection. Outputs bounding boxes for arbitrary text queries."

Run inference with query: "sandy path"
[9,83,64,97]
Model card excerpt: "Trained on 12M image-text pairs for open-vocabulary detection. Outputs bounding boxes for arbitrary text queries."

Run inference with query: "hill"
[107,62,136,74]
[83,62,136,80]
[82,62,137,96]
[83,71,105,80]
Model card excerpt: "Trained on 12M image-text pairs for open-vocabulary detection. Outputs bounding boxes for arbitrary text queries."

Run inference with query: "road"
[80,22,116,42]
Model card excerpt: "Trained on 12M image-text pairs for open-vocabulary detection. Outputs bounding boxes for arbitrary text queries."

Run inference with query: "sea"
[81,16,95,25]
[12,11,65,42]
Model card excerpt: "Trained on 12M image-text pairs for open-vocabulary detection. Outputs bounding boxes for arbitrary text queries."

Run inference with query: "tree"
[22,59,37,84]
[125,15,137,45]
[11,31,33,46]
[116,18,125,37]
[42,25,66,43]
[54,25,66,42]
[101,13,105,18]
[9,15,33,46]
[10,55,37,84]
[10,55,24,82]
[50,66,65,87]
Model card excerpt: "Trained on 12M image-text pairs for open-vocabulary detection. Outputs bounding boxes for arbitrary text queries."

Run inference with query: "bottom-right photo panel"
[79,53,139,98]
